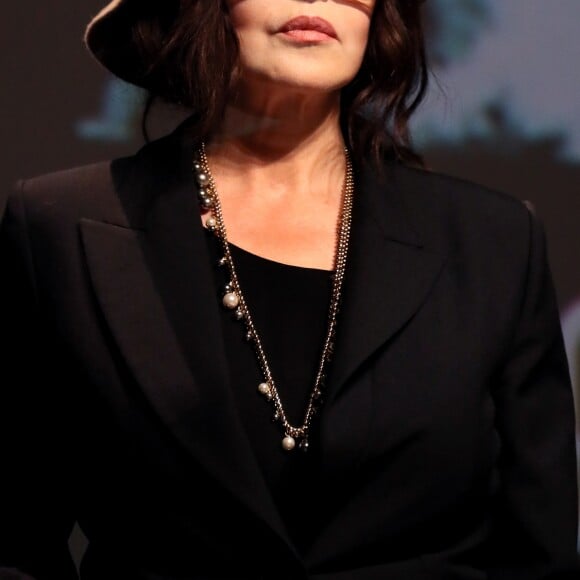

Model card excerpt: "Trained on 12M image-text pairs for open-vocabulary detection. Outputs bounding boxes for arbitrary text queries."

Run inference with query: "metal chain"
[193,143,354,452]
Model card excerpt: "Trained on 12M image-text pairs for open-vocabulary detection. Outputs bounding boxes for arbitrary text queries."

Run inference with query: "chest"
[199,191,343,271]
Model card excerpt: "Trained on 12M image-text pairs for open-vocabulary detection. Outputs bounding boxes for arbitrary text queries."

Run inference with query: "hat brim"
[85,0,150,88]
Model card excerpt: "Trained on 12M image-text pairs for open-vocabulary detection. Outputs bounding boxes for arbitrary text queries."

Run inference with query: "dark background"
[2,0,579,565]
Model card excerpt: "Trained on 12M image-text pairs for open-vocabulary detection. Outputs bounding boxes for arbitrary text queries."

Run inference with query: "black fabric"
[204,227,332,554]
[1,119,578,579]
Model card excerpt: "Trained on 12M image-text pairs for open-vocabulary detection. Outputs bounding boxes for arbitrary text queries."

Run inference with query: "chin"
[273,75,351,93]
[247,65,358,95]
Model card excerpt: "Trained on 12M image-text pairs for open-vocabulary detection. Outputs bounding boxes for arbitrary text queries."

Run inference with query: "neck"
[204,88,347,200]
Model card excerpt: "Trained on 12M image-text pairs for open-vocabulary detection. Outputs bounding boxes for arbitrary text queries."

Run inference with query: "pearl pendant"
[258,383,273,401]
[200,196,214,210]
[282,436,296,451]
[222,292,240,309]
[196,172,209,185]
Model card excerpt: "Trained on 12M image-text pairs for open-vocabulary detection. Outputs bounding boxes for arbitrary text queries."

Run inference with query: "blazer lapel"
[325,163,448,407]
[79,124,300,561]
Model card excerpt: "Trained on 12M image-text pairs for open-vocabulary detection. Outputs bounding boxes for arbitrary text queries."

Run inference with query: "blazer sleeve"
[486,204,580,579]
[0,183,79,579]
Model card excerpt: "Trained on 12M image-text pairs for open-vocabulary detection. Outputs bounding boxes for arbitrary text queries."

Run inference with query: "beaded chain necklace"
[192,143,354,452]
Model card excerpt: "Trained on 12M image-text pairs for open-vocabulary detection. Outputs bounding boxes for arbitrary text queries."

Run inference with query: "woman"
[1,0,578,578]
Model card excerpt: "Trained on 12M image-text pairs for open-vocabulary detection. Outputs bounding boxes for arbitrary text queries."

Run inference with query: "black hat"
[85,0,154,89]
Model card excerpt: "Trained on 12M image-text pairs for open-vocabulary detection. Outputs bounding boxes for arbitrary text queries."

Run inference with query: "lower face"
[225,0,376,96]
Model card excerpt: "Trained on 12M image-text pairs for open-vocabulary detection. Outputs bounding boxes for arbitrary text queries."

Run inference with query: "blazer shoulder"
[388,162,536,252]
[9,157,129,217]
[2,144,158,233]
[392,162,529,216]
[376,160,545,270]
[5,121,198,229]
[11,115,193,204]
[4,161,120,218]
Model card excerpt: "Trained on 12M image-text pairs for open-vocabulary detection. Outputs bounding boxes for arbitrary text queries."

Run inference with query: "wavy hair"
[134,0,428,168]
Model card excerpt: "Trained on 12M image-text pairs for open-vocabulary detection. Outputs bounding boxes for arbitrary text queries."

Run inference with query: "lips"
[278,16,338,40]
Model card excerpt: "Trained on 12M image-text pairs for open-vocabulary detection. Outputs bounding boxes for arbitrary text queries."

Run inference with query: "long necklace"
[192,143,354,452]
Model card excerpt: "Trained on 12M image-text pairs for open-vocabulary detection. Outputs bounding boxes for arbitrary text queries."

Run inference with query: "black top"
[203,226,334,553]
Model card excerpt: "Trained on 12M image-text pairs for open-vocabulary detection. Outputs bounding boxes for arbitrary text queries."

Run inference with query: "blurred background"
[2,0,579,565]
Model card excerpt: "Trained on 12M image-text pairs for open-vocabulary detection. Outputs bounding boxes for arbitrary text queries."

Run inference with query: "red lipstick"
[278,16,338,42]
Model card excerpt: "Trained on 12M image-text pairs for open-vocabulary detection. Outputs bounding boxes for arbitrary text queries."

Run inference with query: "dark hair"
[136,0,428,168]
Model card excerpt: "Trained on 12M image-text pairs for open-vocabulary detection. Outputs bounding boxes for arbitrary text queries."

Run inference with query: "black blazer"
[1,119,578,580]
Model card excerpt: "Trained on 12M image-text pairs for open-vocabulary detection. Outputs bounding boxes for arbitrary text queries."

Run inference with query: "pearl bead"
[282,436,296,451]
[193,162,202,171]
[235,308,244,320]
[206,217,217,230]
[222,292,240,309]
[258,382,270,396]
[201,196,214,209]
